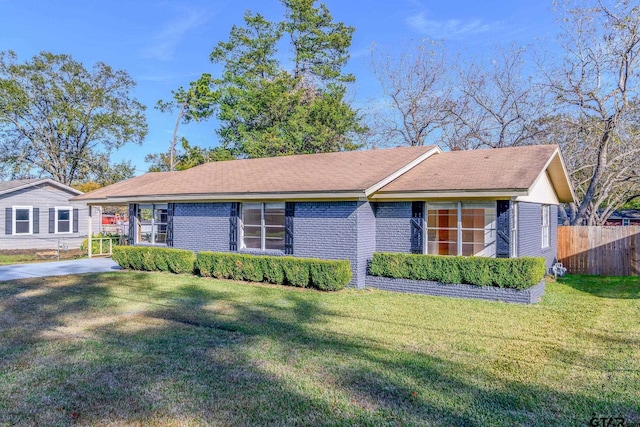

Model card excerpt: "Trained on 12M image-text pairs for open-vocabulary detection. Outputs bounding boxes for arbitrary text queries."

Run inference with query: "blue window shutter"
[496,200,510,258]
[229,202,239,251]
[49,208,55,233]
[285,202,294,255]
[33,208,39,234]
[166,203,175,247]
[410,201,424,254]
[73,209,79,233]
[5,208,12,235]
[128,204,137,245]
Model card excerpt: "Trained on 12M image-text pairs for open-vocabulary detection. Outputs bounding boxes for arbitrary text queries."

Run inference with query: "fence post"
[99,238,103,255]
[88,234,92,259]
[109,238,113,255]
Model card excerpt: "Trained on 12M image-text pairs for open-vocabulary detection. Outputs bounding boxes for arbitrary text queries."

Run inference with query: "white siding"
[0,183,101,250]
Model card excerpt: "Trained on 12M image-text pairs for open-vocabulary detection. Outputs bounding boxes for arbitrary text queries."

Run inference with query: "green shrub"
[111,246,195,274]
[195,252,351,291]
[111,246,129,269]
[369,252,546,290]
[280,257,310,287]
[308,259,352,291]
[263,257,285,284]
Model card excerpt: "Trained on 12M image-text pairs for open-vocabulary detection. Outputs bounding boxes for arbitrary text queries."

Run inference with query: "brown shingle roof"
[73,146,438,201]
[378,145,560,193]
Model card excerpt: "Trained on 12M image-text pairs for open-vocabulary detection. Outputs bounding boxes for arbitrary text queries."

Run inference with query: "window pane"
[154,228,167,244]
[58,209,70,221]
[264,203,285,227]
[265,235,285,250]
[15,209,29,221]
[265,226,285,240]
[58,220,70,233]
[242,204,262,226]
[155,208,168,224]
[243,224,262,249]
[139,206,153,223]
[428,241,457,255]
[139,223,152,243]
[15,221,30,234]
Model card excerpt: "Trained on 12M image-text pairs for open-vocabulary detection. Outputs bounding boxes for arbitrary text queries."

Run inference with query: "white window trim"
[541,205,550,249]
[55,206,73,234]
[425,201,497,257]
[622,218,631,226]
[12,206,33,235]
[240,202,285,251]
[136,203,168,246]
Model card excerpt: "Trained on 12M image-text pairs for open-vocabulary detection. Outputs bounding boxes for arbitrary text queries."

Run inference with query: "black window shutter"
[128,204,137,245]
[33,208,39,234]
[496,200,510,258]
[285,202,295,254]
[410,201,424,254]
[166,203,175,247]
[49,208,55,233]
[5,207,12,235]
[73,209,79,233]
[229,202,239,251]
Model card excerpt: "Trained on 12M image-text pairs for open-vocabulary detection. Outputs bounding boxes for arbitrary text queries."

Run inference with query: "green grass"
[0,253,39,265]
[0,273,638,426]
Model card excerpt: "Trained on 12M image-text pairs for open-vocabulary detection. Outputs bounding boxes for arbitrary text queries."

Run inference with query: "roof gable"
[375,145,575,203]
[0,178,83,198]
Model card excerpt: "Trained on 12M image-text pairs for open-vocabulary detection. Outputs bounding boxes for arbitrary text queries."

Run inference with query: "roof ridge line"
[364,146,442,197]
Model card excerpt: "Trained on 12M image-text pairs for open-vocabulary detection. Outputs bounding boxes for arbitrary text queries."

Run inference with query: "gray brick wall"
[375,202,412,253]
[355,201,376,289]
[173,203,231,252]
[517,202,558,272]
[293,201,359,284]
[366,276,545,304]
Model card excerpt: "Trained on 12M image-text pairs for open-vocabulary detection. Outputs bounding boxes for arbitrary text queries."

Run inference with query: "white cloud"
[406,11,503,40]
[142,7,213,61]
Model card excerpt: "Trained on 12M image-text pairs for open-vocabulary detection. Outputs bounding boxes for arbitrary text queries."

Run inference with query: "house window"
[241,202,285,251]
[426,202,496,256]
[55,207,72,233]
[137,204,167,245]
[622,218,631,226]
[541,205,550,248]
[13,206,32,235]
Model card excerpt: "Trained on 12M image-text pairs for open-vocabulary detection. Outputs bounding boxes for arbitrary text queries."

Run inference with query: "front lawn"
[0,273,638,425]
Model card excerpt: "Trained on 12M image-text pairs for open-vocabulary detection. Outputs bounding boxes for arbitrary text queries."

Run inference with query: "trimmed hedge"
[196,252,352,291]
[112,246,196,274]
[368,252,546,290]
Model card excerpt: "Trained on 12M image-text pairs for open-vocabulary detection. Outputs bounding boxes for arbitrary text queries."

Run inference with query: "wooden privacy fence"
[557,226,640,276]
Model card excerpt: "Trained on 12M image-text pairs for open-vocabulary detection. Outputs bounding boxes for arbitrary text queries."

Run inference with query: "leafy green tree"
[145,139,233,172]
[205,0,365,158]
[156,74,216,170]
[0,51,147,184]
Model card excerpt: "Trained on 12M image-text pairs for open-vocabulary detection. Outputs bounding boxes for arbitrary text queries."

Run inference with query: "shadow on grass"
[558,274,640,299]
[0,273,638,425]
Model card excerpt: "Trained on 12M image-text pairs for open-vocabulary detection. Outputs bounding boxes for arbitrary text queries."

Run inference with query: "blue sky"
[0,0,558,175]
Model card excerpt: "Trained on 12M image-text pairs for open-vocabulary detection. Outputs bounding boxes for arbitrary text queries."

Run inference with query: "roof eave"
[75,191,367,205]
[369,189,528,201]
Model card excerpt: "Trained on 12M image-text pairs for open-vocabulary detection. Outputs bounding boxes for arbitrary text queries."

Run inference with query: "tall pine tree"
[207,0,365,158]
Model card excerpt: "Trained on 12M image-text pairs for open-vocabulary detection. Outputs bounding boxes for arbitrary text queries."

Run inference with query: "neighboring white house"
[0,178,101,250]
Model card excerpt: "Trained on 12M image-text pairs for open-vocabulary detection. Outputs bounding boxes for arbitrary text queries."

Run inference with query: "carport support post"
[88,205,92,259]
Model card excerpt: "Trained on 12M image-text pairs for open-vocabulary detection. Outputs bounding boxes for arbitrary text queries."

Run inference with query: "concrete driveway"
[0,258,121,282]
